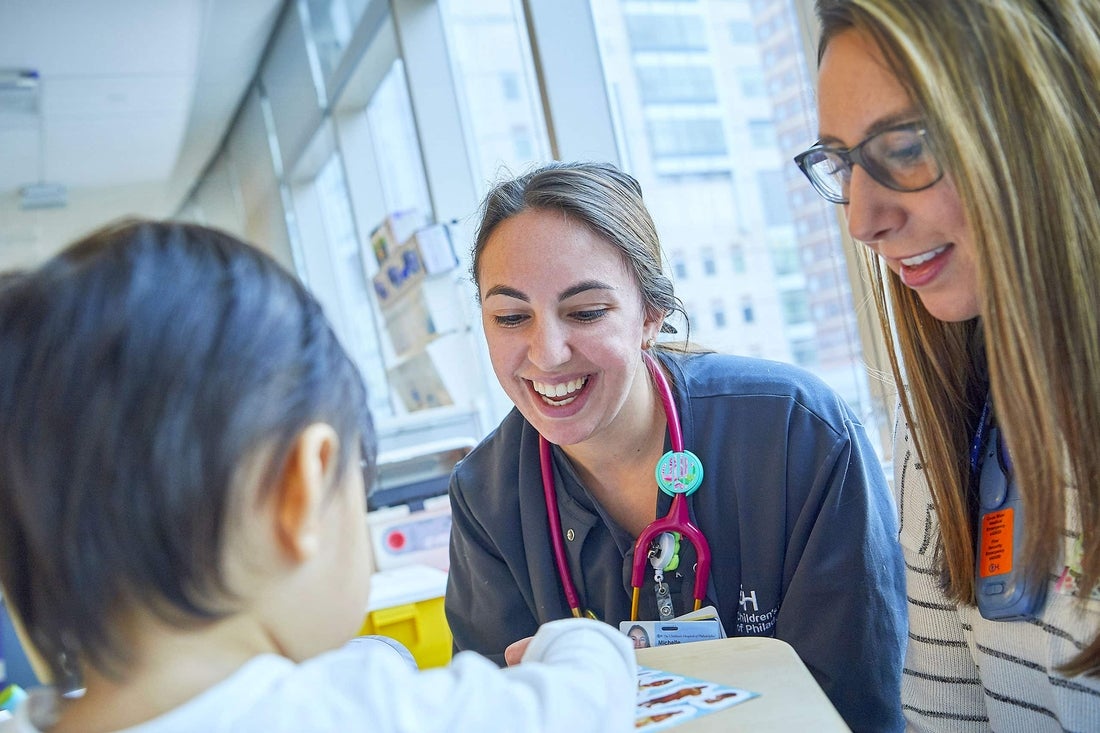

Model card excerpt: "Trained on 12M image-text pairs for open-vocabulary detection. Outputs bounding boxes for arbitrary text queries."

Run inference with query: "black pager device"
[975,425,1047,620]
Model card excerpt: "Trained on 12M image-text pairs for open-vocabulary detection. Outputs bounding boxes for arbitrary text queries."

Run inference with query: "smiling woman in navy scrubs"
[444,160,907,732]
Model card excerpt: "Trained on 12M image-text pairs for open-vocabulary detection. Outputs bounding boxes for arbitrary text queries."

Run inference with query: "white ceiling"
[0,0,284,271]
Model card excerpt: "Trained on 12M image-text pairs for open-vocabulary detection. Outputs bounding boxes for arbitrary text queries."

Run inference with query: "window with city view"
[588,0,887,455]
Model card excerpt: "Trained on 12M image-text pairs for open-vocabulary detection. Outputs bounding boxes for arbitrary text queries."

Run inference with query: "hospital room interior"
[0,1,902,729]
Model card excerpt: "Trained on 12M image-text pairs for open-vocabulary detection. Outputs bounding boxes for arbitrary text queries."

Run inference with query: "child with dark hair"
[0,220,634,733]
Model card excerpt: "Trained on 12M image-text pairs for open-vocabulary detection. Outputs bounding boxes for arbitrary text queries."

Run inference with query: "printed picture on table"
[634,666,758,731]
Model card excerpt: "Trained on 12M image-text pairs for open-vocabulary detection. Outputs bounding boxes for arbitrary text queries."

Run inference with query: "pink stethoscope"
[539,350,713,621]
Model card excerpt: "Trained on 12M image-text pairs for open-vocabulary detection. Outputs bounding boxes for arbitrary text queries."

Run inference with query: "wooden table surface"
[634,636,851,731]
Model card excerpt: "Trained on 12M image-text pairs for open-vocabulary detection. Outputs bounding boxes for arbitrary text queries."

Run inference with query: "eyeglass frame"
[792,122,944,205]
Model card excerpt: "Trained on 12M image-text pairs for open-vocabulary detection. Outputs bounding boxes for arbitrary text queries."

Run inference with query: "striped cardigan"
[893,413,1100,731]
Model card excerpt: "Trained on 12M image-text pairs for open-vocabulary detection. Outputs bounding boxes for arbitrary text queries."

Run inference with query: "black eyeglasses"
[793,122,943,204]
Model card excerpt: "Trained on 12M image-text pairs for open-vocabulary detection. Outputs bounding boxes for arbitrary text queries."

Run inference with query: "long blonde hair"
[817,0,1100,675]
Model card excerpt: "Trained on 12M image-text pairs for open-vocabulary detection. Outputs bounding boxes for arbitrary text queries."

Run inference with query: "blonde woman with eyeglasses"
[797,0,1100,729]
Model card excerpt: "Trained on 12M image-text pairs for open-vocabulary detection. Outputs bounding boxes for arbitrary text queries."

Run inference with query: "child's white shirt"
[0,618,636,733]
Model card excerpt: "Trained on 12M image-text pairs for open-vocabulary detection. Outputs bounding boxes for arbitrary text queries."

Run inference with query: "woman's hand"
[504,635,534,665]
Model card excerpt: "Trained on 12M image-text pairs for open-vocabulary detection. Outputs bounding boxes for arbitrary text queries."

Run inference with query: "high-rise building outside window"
[589,0,885,454]
[438,0,551,194]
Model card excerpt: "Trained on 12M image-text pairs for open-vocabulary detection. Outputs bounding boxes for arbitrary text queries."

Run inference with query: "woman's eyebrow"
[483,284,528,302]
[559,280,615,301]
[817,109,922,147]
[483,280,616,303]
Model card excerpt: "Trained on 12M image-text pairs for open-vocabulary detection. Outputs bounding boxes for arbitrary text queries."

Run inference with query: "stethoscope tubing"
[539,434,586,617]
[630,352,711,606]
[539,349,712,620]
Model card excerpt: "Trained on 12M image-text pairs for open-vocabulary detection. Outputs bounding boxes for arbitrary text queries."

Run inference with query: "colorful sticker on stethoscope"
[655,450,703,495]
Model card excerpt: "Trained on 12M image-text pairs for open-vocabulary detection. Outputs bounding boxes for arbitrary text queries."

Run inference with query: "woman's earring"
[645,338,656,350]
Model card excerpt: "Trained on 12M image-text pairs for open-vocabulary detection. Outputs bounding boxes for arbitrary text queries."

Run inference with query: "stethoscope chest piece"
[649,531,681,571]
[648,530,682,621]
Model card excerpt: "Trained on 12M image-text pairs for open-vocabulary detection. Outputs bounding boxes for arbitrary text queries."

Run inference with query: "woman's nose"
[844,166,905,246]
[528,319,571,369]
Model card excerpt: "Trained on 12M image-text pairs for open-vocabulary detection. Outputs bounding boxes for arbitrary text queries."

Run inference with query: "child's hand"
[504,635,534,665]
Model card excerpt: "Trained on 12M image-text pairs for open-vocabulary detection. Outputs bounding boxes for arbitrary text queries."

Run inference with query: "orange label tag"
[980,508,1014,578]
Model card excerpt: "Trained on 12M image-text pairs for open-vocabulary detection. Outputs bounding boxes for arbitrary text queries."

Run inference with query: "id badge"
[621,606,726,649]
[975,425,1046,620]
[620,619,723,648]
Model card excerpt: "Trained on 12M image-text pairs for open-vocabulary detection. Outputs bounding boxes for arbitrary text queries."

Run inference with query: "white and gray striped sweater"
[894,417,1100,732]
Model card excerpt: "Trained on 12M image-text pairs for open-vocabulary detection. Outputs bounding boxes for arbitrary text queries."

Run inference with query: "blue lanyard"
[969,395,993,476]
[971,394,1016,480]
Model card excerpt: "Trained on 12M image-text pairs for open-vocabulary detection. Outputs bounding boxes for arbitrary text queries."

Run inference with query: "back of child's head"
[0,220,374,686]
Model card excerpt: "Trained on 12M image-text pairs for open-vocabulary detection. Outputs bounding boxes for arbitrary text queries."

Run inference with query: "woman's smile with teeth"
[900,244,949,267]
[531,376,588,405]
